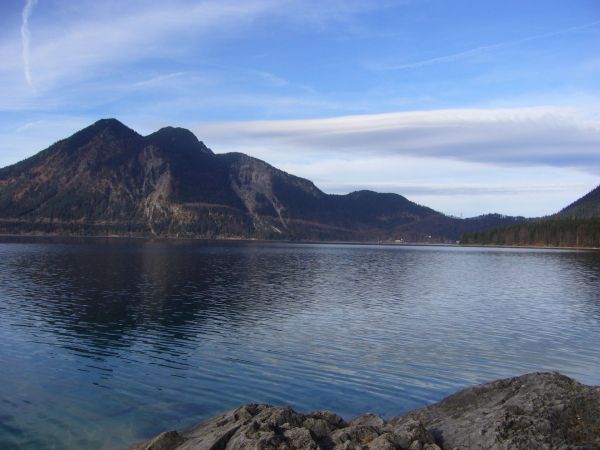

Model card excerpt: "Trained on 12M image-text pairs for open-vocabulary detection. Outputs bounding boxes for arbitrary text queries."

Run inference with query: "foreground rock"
[128,372,600,450]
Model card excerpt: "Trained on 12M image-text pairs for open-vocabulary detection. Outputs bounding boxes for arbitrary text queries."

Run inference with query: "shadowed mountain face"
[0,119,521,241]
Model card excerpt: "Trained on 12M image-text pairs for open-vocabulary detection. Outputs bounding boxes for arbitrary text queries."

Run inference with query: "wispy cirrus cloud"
[369,20,600,71]
[0,0,403,118]
[10,0,397,92]
[25,1,275,88]
[20,0,38,87]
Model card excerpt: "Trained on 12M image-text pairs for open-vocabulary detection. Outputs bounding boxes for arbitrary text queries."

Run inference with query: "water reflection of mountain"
[3,240,600,357]
[0,238,328,360]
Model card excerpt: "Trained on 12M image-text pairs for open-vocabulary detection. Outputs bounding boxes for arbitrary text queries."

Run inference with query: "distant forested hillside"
[462,217,600,248]
[557,184,600,219]
[462,183,600,248]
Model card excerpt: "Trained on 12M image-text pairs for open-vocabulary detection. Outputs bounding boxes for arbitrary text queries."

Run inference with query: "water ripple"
[0,239,599,449]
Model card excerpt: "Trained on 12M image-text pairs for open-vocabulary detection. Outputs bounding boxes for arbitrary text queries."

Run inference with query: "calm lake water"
[1,238,600,449]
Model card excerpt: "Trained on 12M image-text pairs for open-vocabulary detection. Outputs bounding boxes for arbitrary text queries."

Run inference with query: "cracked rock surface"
[128,372,600,450]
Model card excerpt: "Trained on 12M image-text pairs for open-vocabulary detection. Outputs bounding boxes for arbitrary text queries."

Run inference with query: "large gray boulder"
[400,372,600,449]
[128,372,600,450]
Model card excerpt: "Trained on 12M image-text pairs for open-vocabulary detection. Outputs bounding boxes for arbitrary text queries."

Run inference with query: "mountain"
[0,119,522,242]
[461,184,600,248]
[556,184,600,219]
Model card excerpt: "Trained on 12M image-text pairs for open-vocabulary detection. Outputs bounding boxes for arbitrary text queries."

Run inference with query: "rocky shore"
[129,372,600,450]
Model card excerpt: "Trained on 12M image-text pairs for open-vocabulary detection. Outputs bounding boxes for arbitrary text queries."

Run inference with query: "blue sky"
[1,0,599,217]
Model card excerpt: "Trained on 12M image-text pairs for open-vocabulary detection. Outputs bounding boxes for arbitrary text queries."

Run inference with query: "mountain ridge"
[461,183,600,248]
[0,118,525,242]
[556,184,600,219]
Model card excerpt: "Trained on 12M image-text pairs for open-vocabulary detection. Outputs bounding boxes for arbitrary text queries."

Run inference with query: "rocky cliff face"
[0,119,523,241]
[129,372,600,450]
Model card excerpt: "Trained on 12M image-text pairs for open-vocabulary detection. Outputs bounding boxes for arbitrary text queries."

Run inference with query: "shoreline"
[128,372,600,450]
[0,232,598,251]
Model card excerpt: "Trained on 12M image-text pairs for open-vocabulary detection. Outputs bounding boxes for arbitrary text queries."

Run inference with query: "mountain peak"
[93,117,126,127]
[45,118,141,158]
[66,118,140,146]
[88,118,137,135]
[147,126,213,155]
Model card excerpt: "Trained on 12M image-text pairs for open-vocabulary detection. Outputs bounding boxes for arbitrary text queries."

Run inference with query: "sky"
[0,0,599,217]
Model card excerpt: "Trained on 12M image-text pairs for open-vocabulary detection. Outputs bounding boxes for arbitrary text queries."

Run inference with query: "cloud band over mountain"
[194,107,600,172]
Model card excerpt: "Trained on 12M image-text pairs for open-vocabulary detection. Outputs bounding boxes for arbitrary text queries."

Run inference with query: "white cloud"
[20,0,38,87]
[192,107,600,171]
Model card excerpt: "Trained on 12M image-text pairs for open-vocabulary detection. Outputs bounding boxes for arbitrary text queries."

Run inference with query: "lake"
[1,237,599,449]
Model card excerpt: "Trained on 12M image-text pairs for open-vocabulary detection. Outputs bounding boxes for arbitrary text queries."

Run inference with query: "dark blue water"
[1,238,599,449]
